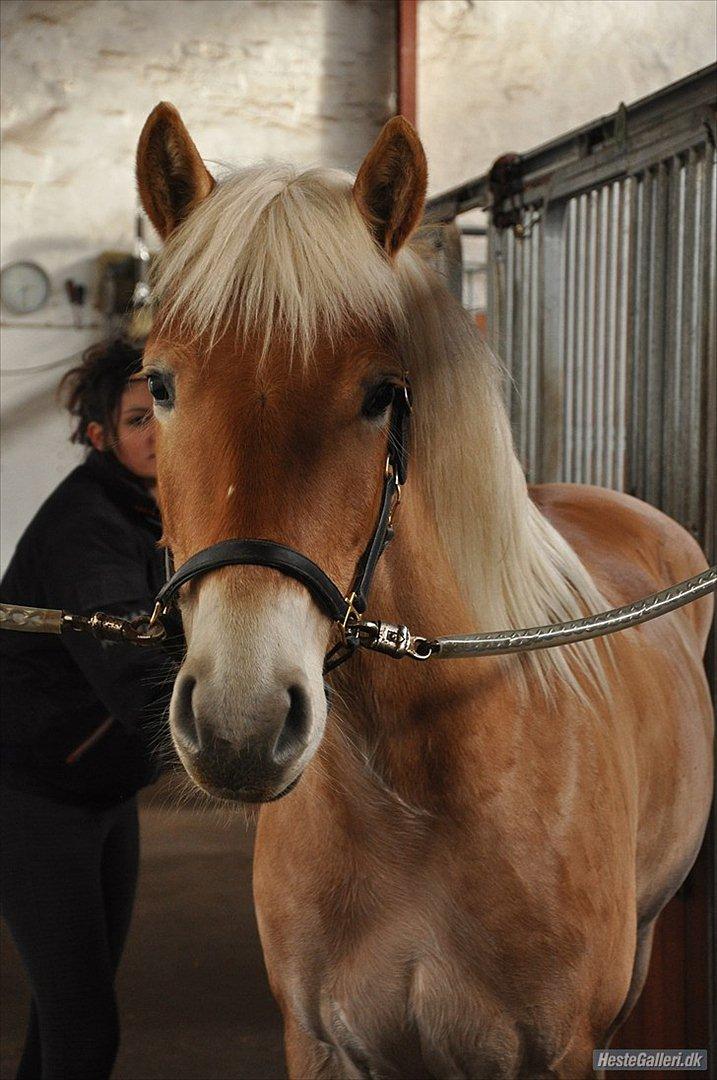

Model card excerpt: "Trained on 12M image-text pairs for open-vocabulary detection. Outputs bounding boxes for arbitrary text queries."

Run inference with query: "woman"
[0,338,177,1079]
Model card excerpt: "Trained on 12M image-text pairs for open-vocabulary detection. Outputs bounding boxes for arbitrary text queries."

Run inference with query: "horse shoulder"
[529,482,713,649]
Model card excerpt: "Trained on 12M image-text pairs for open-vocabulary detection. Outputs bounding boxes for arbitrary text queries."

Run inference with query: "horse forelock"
[151,160,611,703]
[151,163,407,361]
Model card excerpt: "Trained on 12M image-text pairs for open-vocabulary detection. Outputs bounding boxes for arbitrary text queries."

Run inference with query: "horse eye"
[147,373,173,406]
[362,382,396,420]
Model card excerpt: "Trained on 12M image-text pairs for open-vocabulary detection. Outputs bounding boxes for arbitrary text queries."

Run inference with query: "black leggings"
[0,783,139,1080]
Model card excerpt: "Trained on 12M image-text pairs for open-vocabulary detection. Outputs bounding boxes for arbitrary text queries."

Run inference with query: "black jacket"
[0,451,177,805]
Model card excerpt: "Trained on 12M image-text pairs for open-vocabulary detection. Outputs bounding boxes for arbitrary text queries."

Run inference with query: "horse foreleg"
[284,1014,345,1080]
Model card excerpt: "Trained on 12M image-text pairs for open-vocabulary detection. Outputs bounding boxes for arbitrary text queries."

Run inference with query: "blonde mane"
[153,164,610,697]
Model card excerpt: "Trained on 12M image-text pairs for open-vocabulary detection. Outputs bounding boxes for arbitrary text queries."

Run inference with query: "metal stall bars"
[426,64,716,570]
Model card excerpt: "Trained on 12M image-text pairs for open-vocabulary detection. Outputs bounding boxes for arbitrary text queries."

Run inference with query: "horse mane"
[152,163,610,699]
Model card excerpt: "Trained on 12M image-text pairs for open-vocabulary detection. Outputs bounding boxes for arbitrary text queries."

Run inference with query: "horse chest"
[286,924,524,1079]
[258,801,577,1075]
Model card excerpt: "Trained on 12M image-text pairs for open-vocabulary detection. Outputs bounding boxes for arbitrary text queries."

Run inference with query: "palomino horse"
[136,103,713,1079]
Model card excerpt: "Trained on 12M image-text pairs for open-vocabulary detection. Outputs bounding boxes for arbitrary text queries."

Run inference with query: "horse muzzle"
[170,669,321,803]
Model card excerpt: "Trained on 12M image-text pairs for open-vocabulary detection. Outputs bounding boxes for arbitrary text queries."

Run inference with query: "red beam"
[397,0,418,125]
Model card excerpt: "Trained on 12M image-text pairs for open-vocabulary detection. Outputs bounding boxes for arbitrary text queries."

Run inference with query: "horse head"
[136,103,427,803]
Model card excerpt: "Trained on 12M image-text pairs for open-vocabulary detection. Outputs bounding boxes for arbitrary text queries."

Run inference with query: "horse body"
[135,104,713,1078]
[254,485,712,1078]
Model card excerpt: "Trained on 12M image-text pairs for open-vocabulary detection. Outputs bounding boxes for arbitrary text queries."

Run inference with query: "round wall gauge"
[0,261,51,315]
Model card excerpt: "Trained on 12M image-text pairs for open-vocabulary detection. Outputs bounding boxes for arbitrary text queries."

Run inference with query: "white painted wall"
[418,0,717,196]
[0,0,394,572]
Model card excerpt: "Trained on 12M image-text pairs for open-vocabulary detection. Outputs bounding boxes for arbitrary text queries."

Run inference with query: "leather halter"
[152,382,413,673]
[3,374,714,661]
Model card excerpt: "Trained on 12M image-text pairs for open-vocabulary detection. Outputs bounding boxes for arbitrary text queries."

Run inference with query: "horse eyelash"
[362,380,398,421]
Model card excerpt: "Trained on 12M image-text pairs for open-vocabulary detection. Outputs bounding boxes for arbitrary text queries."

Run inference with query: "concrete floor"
[0,779,287,1080]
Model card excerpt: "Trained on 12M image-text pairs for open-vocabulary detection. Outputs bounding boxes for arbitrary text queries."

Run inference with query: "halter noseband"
[151,381,413,673]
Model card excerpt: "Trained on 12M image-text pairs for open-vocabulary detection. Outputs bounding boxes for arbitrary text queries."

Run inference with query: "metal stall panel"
[475,68,717,566]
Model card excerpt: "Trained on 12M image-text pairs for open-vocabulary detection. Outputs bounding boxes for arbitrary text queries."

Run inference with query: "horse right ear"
[136,102,215,240]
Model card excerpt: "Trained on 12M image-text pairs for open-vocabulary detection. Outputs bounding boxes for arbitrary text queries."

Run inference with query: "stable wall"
[419,0,717,196]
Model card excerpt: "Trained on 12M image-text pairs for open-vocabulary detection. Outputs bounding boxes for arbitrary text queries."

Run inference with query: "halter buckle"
[389,482,402,527]
[339,591,362,644]
[148,599,167,629]
[384,458,403,529]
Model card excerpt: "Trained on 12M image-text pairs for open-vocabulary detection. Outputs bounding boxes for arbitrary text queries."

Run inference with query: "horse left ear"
[353,116,428,257]
[136,102,215,240]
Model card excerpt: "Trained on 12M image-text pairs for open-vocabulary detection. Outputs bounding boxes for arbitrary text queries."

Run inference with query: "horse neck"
[319,481,524,819]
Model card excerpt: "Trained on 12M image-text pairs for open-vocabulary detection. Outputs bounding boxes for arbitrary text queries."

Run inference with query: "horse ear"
[136,102,215,240]
[353,116,427,257]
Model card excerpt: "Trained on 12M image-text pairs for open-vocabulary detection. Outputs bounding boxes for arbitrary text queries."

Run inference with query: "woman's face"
[87,376,156,481]
[112,376,156,480]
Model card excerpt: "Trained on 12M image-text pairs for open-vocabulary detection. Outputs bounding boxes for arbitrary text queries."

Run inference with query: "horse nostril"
[174,675,200,752]
[272,684,310,765]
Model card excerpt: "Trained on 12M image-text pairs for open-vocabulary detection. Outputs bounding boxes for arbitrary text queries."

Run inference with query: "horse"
[136,102,714,1079]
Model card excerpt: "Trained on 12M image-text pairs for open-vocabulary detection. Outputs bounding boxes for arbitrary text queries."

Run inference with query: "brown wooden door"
[612,820,714,1079]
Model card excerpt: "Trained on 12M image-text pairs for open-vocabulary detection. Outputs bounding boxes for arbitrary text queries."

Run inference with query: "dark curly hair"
[59,338,144,447]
